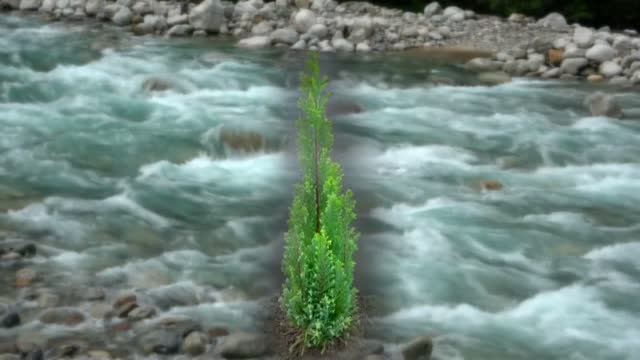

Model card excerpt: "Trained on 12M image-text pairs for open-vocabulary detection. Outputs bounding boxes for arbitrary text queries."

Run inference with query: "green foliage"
[282,53,359,352]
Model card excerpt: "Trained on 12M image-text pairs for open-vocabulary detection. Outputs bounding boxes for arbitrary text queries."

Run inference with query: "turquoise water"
[2,14,640,359]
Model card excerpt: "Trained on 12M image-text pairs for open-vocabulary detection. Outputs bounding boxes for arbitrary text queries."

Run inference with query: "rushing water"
[2,13,640,360]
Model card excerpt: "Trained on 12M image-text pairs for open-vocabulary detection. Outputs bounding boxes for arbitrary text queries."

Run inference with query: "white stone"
[251,21,272,35]
[189,0,224,33]
[355,41,370,52]
[84,0,102,15]
[237,36,271,48]
[19,0,42,10]
[307,23,327,39]
[112,6,133,26]
[423,1,441,18]
[586,44,617,63]
[599,61,623,77]
[167,24,194,37]
[294,9,316,33]
[573,26,594,48]
[537,12,567,30]
[332,38,354,52]
[270,27,298,44]
[167,14,188,26]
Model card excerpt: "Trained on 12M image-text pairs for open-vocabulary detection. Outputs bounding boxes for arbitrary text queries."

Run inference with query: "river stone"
[139,329,181,355]
[251,20,271,35]
[541,67,561,79]
[147,284,199,310]
[584,92,623,118]
[573,26,594,48]
[599,61,622,77]
[167,14,188,26]
[19,0,42,10]
[527,53,545,72]
[182,331,207,356]
[219,333,269,358]
[465,58,501,72]
[1,312,20,328]
[270,27,298,45]
[477,71,511,85]
[563,46,586,59]
[356,42,371,52]
[39,308,85,326]
[291,39,306,50]
[294,9,315,34]
[307,23,328,39]
[16,268,37,287]
[401,336,433,360]
[237,36,271,48]
[560,58,588,75]
[233,1,256,19]
[537,12,567,30]
[167,24,194,36]
[84,0,102,15]
[586,44,617,62]
[127,305,156,321]
[39,0,56,12]
[112,6,133,26]
[189,0,224,33]
[613,36,632,52]
[332,38,354,52]
[423,1,440,17]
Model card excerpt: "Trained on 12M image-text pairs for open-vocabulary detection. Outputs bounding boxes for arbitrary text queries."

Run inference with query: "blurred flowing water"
[2,14,640,360]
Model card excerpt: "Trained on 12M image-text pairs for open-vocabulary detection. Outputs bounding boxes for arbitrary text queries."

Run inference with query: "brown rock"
[116,301,138,318]
[113,293,137,309]
[588,74,604,82]
[15,268,37,288]
[547,49,564,66]
[481,180,503,191]
[207,326,230,339]
[401,335,433,360]
[39,308,85,326]
[219,129,264,153]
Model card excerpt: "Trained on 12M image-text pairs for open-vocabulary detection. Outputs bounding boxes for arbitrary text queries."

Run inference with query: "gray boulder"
[537,12,567,29]
[560,58,588,75]
[19,0,42,10]
[332,38,354,52]
[270,27,298,45]
[423,1,441,17]
[586,44,617,62]
[294,9,315,33]
[599,61,622,77]
[219,333,269,358]
[39,0,57,12]
[167,14,188,26]
[251,21,272,35]
[189,0,224,33]
[112,6,133,26]
[307,23,328,39]
[573,26,594,48]
[84,0,102,15]
[584,92,623,118]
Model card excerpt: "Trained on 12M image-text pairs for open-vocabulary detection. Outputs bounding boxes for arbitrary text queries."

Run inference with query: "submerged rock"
[139,329,181,355]
[1,312,20,329]
[584,92,624,119]
[15,268,38,287]
[142,77,172,92]
[401,335,433,360]
[182,331,207,356]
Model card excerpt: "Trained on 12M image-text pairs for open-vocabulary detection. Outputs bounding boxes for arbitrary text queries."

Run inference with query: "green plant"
[281,53,359,352]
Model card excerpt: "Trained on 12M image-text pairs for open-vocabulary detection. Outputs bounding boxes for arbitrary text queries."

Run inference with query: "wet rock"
[189,0,224,33]
[127,305,155,321]
[1,312,20,328]
[116,301,138,318]
[39,308,85,326]
[586,44,617,63]
[219,333,269,358]
[207,326,230,339]
[55,341,87,358]
[85,287,106,301]
[237,36,271,49]
[142,77,172,92]
[182,331,207,356]
[158,316,201,338]
[465,58,501,72]
[584,92,623,119]
[219,129,264,153]
[0,342,18,354]
[167,24,194,37]
[139,329,181,355]
[16,268,37,287]
[401,335,433,360]
[481,180,503,191]
[477,71,511,85]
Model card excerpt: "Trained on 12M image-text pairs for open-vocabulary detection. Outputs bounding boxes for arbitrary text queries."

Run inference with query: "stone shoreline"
[2,0,640,87]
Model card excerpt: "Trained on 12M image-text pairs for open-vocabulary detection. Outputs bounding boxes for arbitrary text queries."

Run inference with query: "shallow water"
[1,13,640,360]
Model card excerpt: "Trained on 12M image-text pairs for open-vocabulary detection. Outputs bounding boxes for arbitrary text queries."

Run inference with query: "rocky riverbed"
[2,0,640,86]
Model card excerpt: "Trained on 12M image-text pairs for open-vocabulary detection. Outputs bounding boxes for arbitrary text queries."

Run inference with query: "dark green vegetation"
[281,53,359,352]
[359,0,640,29]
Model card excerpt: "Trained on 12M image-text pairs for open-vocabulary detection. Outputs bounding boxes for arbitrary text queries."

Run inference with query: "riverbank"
[2,0,640,87]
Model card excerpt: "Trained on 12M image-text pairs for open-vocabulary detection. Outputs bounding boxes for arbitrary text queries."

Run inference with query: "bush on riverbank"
[281,53,359,352]
[357,0,640,29]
